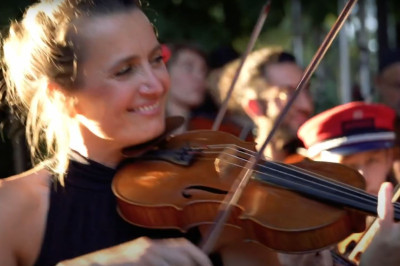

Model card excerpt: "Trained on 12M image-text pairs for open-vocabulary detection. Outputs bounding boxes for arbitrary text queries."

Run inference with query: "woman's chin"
[137,120,165,142]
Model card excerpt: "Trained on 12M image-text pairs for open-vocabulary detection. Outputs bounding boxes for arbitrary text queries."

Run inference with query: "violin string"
[197,144,400,217]
[200,142,375,205]
[246,147,400,216]
[217,147,400,217]
[212,144,400,214]
[206,144,369,196]
[201,145,370,200]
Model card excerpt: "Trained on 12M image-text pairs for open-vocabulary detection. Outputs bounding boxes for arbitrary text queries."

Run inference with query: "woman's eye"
[115,65,133,76]
[151,55,164,66]
[367,157,380,165]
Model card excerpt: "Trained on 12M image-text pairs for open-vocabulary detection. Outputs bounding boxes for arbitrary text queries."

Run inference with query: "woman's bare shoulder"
[0,165,51,266]
[0,165,50,201]
[0,165,51,224]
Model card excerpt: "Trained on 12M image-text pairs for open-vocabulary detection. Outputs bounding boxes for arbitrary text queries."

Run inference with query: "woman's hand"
[57,237,212,266]
[360,182,400,266]
[277,250,333,266]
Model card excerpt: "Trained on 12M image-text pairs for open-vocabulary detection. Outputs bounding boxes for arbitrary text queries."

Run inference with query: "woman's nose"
[192,68,207,81]
[138,83,163,94]
[139,66,165,95]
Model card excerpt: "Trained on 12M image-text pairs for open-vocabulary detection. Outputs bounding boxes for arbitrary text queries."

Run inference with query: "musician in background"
[212,47,313,161]
[166,42,215,134]
[298,101,397,263]
[366,50,400,266]
[375,49,400,115]
[213,47,338,266]
[298,101,396,196]
[375,49,400,185]
[166,42,251,139]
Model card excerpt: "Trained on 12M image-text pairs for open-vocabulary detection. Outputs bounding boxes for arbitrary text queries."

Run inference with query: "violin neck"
[253,161,400,221]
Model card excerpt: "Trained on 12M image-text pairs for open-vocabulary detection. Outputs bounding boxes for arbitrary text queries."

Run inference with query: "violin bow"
[201,0,358,254]
[211,0,272,131]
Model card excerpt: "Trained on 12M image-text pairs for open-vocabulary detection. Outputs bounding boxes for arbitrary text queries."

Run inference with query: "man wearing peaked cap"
[298,101,396,196]
[298,102,398,263]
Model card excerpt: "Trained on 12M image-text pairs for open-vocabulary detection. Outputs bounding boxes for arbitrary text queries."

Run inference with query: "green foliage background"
[0,0,399,177]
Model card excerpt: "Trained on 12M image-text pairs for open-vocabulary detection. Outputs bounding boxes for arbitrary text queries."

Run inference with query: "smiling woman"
[0,1,212,265]
[2,1,400,266]
[67,10,170,167]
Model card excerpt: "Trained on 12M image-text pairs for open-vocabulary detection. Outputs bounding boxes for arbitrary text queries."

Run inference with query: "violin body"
[188,116,254,141]
[113,130,366,253]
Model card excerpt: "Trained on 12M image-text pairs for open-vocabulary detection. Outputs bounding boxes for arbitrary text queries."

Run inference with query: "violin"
[111,0,377,259]
[188,115,254,142]
[112,129,400,254]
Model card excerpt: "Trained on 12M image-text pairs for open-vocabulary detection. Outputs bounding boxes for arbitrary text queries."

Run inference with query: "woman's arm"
[0,169,50,266]
[57,237,212,266]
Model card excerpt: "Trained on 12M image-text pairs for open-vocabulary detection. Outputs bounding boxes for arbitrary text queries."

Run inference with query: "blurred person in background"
[213,47,313,162]
[213,47,333,266]
[165,43,210,133]
[375,49,400,185]
[298,101,396,196]
[298,101,397,263]
[166,42,253,139]
[375,49,400,115]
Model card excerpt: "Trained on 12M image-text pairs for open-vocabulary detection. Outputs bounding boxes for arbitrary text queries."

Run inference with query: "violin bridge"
[214,144,250,180]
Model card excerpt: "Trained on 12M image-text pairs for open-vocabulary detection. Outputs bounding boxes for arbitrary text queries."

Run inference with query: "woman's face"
[318,149,393,195]
[168,49,207,108]
[71,9,169,151]
[261,62,314,135]
[337,149,393,196]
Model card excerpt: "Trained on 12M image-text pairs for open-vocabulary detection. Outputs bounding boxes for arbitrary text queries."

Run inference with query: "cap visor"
[328,140,395,155]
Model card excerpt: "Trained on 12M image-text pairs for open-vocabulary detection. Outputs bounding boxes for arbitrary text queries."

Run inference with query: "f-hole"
[182,185,228,199]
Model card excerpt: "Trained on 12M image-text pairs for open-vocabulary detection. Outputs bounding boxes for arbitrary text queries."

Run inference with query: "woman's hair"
[211,47,297,115]
[1,0,142,182]
[166,42,209,70]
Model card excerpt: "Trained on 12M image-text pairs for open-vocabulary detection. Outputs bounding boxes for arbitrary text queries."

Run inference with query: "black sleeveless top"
[35,152,221,265]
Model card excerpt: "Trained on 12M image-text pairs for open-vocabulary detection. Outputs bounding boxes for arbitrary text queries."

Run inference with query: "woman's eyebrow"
[149,44,162,55]
[108,44,162,70]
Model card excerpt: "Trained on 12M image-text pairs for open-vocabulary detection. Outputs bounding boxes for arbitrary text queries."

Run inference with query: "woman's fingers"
[377,182,394,228]
[147,238,212,266]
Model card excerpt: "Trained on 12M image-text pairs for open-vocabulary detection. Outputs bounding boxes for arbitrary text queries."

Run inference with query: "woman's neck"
[69,124,122,169]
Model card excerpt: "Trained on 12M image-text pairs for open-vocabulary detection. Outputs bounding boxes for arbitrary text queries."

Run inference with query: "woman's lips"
[128,101,161,115]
